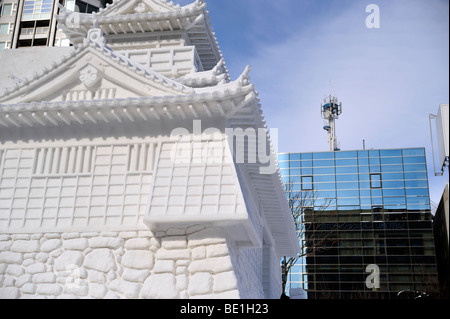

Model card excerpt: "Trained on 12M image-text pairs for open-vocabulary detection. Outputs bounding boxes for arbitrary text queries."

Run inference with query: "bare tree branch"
[282,182,337,294]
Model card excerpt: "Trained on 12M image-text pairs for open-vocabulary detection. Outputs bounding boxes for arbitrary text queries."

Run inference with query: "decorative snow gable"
[0,0,298,300]
[0,29,190,106]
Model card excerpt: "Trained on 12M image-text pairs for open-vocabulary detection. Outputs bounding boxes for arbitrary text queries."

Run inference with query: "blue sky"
[175,0,449,204]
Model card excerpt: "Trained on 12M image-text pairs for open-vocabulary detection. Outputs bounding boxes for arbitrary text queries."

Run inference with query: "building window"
[0,23,8,34]
[302,176,313,190]
[0,23,13,34]
[0,41,10,51]
[20,26,49,35]
[1,3,15,16]
[65,0,76,11]
[17,19,51,47]
[0,3,12,17]
[370,173,382,188]
[74,0,101,14]
[22,0,53,21]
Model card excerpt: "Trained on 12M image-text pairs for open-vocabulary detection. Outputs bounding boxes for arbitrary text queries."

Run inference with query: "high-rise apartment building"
[279,148,439,299]
[0,0,111,50]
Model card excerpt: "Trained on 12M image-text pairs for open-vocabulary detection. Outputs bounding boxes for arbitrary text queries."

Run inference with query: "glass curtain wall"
[279,148,438,299]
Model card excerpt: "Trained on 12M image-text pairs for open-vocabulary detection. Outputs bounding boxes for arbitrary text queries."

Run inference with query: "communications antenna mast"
[321,95,343,151]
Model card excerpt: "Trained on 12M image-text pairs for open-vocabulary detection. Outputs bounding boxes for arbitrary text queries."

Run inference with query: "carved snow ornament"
[134,2,147,13]
[79,65,101,90]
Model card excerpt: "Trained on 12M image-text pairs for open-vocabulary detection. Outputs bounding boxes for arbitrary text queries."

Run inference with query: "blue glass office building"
[279,148,439,299]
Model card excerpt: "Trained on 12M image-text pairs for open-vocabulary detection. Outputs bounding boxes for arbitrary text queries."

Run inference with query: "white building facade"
[0,0,298,299]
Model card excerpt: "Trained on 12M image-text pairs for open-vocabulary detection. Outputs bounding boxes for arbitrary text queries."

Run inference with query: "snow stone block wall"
[0,226,262,299]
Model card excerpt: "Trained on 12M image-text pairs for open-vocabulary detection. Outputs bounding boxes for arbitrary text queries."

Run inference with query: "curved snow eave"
[193,65,252,94]
[57,0,205,28]
[92,0,206,17]
[177,58,231,88]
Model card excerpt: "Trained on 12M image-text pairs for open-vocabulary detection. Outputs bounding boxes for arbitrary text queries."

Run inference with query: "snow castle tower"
[0,0,298,299]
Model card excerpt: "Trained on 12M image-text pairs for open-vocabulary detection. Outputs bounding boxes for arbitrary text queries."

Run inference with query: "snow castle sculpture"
[0,0,298,299]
